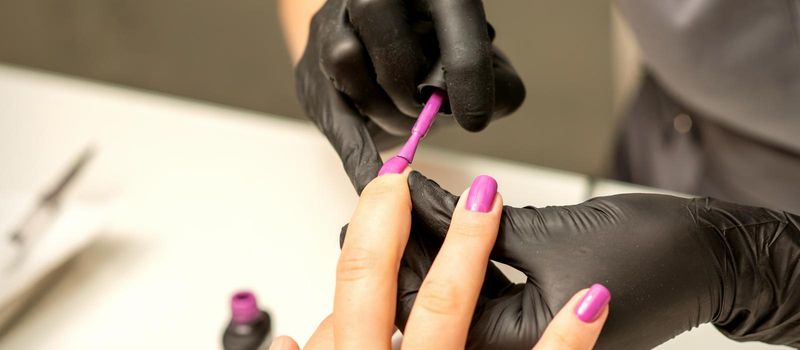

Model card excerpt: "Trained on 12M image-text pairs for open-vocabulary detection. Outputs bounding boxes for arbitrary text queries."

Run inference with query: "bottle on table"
[222,290,272,350]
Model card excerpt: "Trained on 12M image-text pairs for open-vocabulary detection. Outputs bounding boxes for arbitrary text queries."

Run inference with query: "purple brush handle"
[395,90,446,163]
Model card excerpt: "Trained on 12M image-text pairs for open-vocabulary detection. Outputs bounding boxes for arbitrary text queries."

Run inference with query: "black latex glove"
[378,172,799,349]
[296,0,525,192]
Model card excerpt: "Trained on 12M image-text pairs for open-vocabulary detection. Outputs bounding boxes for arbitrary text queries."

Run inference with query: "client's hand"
[270,170,609,350]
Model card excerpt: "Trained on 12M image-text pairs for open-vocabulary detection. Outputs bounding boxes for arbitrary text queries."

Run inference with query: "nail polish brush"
[378,89,446,175]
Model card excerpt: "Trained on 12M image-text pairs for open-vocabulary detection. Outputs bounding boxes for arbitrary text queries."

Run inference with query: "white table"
[0,64,783,349]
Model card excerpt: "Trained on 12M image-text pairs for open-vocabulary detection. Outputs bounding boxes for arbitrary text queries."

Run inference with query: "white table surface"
[0,64,783,349]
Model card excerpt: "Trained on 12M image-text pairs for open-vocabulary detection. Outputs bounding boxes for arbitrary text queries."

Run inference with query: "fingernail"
[575,283,611,323]
[466,175,497,212]
[269,336,290,350]
[378,156,409,176]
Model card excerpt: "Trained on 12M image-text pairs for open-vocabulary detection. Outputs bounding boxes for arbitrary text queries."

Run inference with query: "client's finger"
[533,284,611,350]
[403,175,502,350]
[268,336,300,350]
[334,168,412,350]
[303,315,334,350]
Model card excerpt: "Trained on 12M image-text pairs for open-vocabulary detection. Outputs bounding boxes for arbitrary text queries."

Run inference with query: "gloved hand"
[295,0,525,192]
[381,172,800,349]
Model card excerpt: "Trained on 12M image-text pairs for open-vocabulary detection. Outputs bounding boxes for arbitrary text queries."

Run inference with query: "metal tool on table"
[0,147,94,272]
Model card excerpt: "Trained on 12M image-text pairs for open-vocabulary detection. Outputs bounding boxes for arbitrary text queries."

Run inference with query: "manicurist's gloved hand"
[392,171,800,349]
[270,170,610,350]
[295,0,525,191]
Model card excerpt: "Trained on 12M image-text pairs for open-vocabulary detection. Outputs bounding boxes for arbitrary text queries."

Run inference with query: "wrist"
[690,198,800,346]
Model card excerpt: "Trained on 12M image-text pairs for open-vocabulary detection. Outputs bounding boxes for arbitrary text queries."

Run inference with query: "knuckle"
[361,176,406,201]
[336,247,379,282]
[416,279,463,316]
[450,216,491,238]
[347,0,388,17]
[545,327,581,350]
[320,34,364,75]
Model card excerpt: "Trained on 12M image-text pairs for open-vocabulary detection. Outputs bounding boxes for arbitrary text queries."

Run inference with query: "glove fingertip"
[407,171,459,237]
[354,162,382,195]
[454,111,492,132]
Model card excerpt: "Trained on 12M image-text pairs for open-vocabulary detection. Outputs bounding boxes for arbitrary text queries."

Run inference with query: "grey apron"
[615,73,800,214]
[614,0,800,214]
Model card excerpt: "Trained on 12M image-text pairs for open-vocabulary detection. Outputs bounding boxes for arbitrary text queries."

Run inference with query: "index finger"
[334,168,413,350]
[402,175,503,350]
[430,0,495,131]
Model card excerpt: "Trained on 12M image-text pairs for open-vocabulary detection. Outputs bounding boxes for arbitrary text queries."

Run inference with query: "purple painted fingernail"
[466,175,497,212]
[575,284,611,323]
[378,156,409,176]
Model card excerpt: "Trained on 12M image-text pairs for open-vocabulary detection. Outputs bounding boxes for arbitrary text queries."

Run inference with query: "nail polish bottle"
[222,290,272,350]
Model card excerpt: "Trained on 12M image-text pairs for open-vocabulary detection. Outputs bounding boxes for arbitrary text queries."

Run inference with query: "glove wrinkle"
[679,198,800,347]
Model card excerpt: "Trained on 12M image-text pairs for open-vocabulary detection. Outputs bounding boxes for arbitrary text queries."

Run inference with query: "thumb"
[533,284,610,350]
[268,336,301,350]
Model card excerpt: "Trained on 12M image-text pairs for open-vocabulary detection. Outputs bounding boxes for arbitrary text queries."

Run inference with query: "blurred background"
[3,3,793,349]
[0,0,639,176]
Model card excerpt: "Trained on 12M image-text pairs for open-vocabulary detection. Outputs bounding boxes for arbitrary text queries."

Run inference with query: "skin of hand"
[269,170,609,350]
[290,0,525,193]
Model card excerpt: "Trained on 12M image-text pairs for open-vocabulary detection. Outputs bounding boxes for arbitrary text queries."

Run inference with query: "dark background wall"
[0,1,616,176]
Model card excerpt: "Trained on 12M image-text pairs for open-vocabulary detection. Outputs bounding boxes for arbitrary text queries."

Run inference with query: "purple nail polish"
[396,90,445,163]
[466,175,497,212]
[378,156,409,176]
[575,284,611,323]
[231,291,260,324]
[378,90,445,177]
